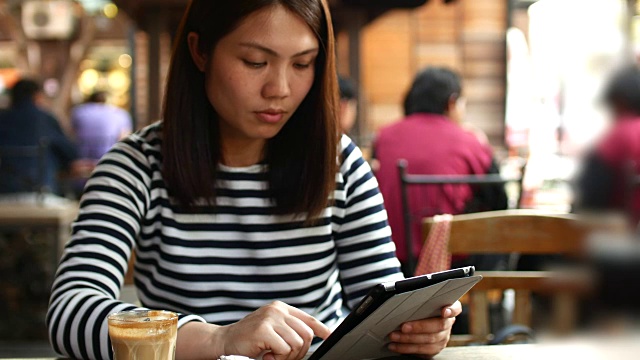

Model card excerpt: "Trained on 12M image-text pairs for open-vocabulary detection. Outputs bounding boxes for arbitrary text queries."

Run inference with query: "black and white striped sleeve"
[332,136,403,309]
[46,136,203,360]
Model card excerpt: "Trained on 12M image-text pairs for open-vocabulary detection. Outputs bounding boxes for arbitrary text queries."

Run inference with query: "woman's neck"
[220,138,266,167]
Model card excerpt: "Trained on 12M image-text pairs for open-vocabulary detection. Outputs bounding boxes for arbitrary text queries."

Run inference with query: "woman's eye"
[243,60,266,68]
[294,62,312,70]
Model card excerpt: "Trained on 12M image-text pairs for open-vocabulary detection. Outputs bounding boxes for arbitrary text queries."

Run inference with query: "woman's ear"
[187,32,207,72]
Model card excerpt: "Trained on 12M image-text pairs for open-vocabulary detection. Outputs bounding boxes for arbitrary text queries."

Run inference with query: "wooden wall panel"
[415,43,461,71]
[134,31,149,128]
[459,0,507,147]
[361,10,414,105]
[356,0,508,148]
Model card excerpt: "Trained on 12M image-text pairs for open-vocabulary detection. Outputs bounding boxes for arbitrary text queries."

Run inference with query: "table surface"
[3,339,640,360]
[0,201,78,225]
[435,336,640,360]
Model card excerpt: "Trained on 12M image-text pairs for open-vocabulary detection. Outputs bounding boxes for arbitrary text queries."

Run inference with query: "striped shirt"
[47,122,403,360]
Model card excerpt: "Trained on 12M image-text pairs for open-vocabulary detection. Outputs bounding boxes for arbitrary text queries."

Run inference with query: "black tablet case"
[309,268,482,360]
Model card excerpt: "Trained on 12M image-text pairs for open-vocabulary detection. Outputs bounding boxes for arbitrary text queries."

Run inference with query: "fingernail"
[388,343,397,351]
[390,332,400,341]
[444,308,453,317]
[402,323,412,332]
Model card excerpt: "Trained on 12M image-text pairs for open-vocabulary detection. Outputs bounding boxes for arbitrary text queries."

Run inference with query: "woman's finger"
[400,316,456,335]
[286,305,331,340]
[441,301,462,318]
[284,315,314,359]
[388,329,449,344]
[388,336,449,357]
[254,321,294,360]
[270,319,308,360]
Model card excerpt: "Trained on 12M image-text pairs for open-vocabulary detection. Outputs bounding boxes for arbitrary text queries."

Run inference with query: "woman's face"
[189,4,319,154]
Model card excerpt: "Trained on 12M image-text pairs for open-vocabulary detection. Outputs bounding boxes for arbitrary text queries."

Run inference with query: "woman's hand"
[176,301,331,360]
[387,300,462,358]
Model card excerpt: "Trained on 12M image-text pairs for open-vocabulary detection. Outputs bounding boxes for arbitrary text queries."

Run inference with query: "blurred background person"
[71,90,133,162]
[573,64,640,227]
[0,78,80,200]
[373,66,507,276]
[338,75,358,135]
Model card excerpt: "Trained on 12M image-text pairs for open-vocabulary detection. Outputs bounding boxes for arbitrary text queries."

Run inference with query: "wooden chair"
[398,159,523,275]
[421,209,608,345]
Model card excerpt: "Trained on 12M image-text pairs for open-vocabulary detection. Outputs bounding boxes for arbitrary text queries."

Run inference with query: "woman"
[46,1,460,359]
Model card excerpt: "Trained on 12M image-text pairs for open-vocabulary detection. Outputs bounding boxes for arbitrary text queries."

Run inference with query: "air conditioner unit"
[22,0,78,40]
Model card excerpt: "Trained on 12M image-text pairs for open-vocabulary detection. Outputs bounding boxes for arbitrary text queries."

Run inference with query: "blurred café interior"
[1,0,640,358]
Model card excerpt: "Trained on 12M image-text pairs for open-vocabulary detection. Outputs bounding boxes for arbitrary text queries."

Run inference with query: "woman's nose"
[262,68,291,99]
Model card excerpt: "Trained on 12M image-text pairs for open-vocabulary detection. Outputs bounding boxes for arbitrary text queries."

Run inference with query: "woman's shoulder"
[107,121,163,164]
[338,133,374,176]
[339,133,361,164]
[120,121,162,148]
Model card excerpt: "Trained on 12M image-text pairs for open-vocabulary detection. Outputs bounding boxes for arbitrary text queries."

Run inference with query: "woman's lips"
[256,111,284,123]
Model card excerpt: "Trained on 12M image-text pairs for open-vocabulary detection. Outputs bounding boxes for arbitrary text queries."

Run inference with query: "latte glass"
[108,310,178,360]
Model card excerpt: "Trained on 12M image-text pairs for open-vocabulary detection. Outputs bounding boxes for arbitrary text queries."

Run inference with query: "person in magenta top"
[574,64,640,225]
[373,66,506,275]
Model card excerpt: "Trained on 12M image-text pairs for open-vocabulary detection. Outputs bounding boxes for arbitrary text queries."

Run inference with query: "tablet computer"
[308,266,482,360]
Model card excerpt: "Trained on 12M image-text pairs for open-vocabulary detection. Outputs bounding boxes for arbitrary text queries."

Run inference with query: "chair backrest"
[0,142,48,198]
[421,209,618,345]
[398,159,522,275]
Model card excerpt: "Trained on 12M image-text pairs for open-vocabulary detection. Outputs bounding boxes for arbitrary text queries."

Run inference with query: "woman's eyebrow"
[239,42,319,57]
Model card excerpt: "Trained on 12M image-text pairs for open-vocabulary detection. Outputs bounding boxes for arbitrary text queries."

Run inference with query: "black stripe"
[48,295,74,356]
[62,293,93,359]
[65,237,131,259]
[80,198,141,222]
[57,264,121,289]
[215,188,271,198]
[136,283,336,318]
[52,276,118,298]
[137,230,332,250]
[85,170,147,204]
[334,220,388,241]
[341,267,400,289]
[71,225,135,248]
[346,187,380,208]
[332,204,386,226]
[135,252,336,283]
[135,266,333,300]
[82,185,145,215]
[76,212,138,239]
[152,216,319,233]
[338,251,397,271]
[77,295,102,360]
[217,170,268,181]
[346,168,374,199]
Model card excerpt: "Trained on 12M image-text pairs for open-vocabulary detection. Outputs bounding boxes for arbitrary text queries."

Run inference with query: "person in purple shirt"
[70,91,133,161]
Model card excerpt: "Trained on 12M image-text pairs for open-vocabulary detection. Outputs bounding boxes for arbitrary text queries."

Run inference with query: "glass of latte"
[108,310,178,360]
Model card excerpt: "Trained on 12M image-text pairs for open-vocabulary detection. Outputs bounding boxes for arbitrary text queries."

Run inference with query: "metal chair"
[397,159,523,275]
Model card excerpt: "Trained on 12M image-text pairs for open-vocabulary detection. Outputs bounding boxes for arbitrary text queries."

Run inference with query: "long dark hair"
[162,0,339,219]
